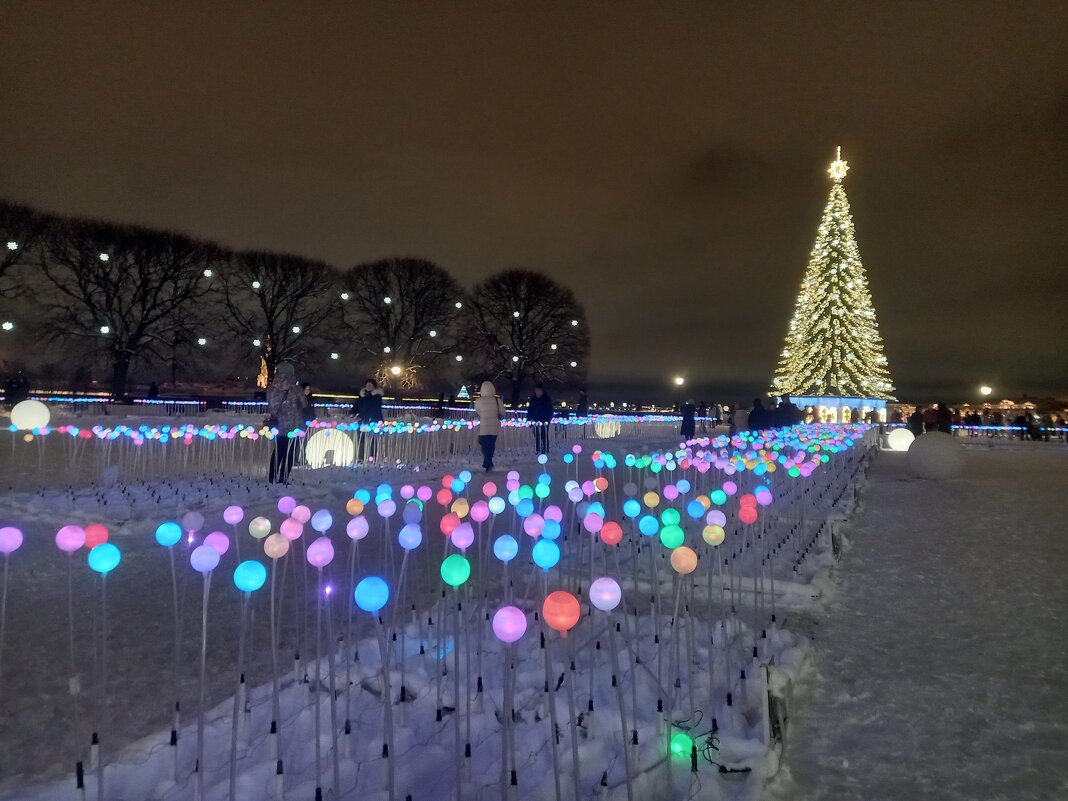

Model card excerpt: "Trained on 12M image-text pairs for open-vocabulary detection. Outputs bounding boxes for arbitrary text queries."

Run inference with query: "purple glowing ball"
[204,531,230,555]
[55,525,86,554]
[492,606,527,644]
[223,505,245,526]
[306,536,335,568]
[190,544,220,574]
[0,526,24,555]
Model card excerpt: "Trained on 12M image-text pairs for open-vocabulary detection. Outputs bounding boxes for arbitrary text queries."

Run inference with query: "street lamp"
[673,376,685,410]
[390,365,402,376]
[980,385,993,397]
[674,376,685,387]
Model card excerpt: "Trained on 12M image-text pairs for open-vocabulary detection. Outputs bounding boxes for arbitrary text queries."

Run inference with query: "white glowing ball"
[886,427,915,452]
[907,432,965,479]
[305,428,355,468]
[10,400,50,430]
[594,420,621,439]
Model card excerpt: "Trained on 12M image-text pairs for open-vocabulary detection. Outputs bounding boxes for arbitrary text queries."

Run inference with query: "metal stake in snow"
[189,543,220,801]
[230,560,267,801]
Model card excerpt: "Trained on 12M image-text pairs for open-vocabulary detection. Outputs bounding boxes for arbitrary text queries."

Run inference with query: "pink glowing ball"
[722,481,738,496]
[277,496,297,515]
[346,516,369,541]
[280,518,304,541]
[492,606,527,644]
[470,501,490,523]
[452,522,475,551]
[223,505,245,526]
[582,513,603,534]
[264,533,290,559]
[400,484,415,499]
[377,499,397,518]
[589,577,622,612]
[416,485,433,502]
[506,470,520,481]
[204,531,231,555]
[523,514,545,538]
[706,510,727,527]
[292,505,312,524]
[190,544,220,574]
[581,481,596,497]
[738,506,759,525]
[306,536,335,568]
[663,485,679,501]
[506,479,520,493]
[56,525,86,554]
[571,444,582,454]
[482,481,497,498]
[84,524,109,548]
[543,505,563,523]
[756,491,774,507]
[0,526,24,555]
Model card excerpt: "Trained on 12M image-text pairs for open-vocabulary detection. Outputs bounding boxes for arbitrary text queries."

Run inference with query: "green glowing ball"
[659,524,684,549]
[440,553,471,588]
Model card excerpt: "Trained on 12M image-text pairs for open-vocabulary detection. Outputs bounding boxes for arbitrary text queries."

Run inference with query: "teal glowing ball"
[155,521,182,547]
[233,560,267,593]
[532,539,560,571]
[88,542,121,575]
[638,515,659,536]
[660,508,681,526]
[710,489,727,506]
[659,524,685,549]
[623,499,641,519]
[354,576,389,613]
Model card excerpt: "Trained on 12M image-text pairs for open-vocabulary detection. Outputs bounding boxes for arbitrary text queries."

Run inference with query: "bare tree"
[340,257,465,389]
[0,201,49,297]
[217,251,339,382]
[35,219,223,398]
[464,269,590,407]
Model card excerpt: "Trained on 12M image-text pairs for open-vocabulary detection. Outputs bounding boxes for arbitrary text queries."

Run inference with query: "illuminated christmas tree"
[772,148,894,400]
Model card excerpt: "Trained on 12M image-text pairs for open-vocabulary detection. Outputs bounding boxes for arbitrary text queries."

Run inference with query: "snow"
[771,441,1068,801]
[0,418,969,801]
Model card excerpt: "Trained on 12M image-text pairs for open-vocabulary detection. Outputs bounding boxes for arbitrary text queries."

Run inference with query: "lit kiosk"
[772,148,895,422]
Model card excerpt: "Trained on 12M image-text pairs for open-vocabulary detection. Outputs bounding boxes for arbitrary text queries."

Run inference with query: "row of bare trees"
[0,201,590,404]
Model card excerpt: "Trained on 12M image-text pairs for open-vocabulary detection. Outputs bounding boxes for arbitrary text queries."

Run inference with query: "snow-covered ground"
[0,423,877,800]
[772,441,1068,801]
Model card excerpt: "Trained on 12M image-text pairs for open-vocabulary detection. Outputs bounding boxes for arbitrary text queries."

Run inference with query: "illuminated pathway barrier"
[0,424,876,800]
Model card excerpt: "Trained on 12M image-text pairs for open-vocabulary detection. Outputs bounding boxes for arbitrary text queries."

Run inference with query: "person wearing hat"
[266,361,309,483]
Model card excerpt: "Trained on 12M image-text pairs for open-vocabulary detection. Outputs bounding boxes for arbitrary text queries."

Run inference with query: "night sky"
[1,2,1065,402]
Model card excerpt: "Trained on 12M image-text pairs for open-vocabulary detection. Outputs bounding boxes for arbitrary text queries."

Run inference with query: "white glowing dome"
[305,428,355,468]
[10,399,50,430]
[886,427,915,452]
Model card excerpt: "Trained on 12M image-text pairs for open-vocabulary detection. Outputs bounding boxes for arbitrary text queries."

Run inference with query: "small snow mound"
[906,432,965,479]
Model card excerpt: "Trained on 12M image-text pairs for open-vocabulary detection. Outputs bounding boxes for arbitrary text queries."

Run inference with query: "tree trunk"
[510,377,523,410]
[111,354,131,400]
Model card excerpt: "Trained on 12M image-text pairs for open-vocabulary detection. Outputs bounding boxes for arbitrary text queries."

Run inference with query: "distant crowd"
[894,404,1066,441]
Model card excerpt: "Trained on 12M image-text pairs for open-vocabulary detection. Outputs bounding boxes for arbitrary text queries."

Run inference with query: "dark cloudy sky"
[1,2,1066,402]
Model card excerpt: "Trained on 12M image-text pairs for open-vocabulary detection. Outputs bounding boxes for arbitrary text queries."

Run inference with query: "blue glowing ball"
[354,488,371,504]
[488,497,506,515]
[516,498,535,518]
[450,478,466,493]
[638,515,659,536]
[493,535,519,563]
[541,519,562,540]
[686,500,705,520]
[398,524,423,551]
[375,483,393,497]
[677,479,691,493]
[622,499,641,519]
[402,503,422,525]
[538,472,552,485]
[88,542,121,575]
[459,470,473,483]
[537,454,548,465]
[587,501,605,518]
[563,454,574,464]
[233,560,267,593]
[354,576,389,613]
[532,539,560,570]
[155,521,182,547]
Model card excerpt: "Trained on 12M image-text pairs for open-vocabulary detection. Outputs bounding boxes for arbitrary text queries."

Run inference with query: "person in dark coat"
[527,384,554,454]
[355,378,384,461]
[907,407,925,436]
[776,395,802,427]
[696,401,709,433]
[576,388,590,417]
[748,397,769,431]
[935,402,953,434]
[680,400,697,440]
[147,381,160,400]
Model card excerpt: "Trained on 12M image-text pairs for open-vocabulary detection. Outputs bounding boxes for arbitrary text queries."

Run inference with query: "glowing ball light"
[223,505,245,526]
[542,591,581,635]
[292,505,312,524]
[249,517,272,539]
[398,524,423,551]
[670,731,694,758]
[523,514,545,538]
[470,501,490,523]
[532,539,560,570]
[599,521,623,546]
[56,525,86,553]
[439,513,461,536]
[305,428,355,467]
[643,492,660,508]
[402,503,422,525]
[907,432,965,479]
[492,606,527,643]
[623,499,641,518]
[638,515,659,536]
[264,533,290,559]
[311,509,333,533]
[452,523,474,551]
[670,546,698,574]
[278,496,297,515]
[494,535,519,562]
[659,524,685,549]
[10,399,50,430]
[488,497,506,515]
[204,531,230,555]
[739,506,759,525]
[233,560,267,593]
[886,427,915,452]
[451,498,469,518]
[739,494,757,508]
[182,511,205,533]
[280,518,304,541]
[582,513,603,534]
[417,486,433,502]
[661,508,681,526]
[346,516,369,541]
[306,536,335,568]
[0,526,23,554]
[588,577,621,612]
[377,499,397,518]
[354,577,389,613]
[440,554,471,588]
[706,510,727,527]
[85,524,109,548]
[345,498,364,516]
[541,519,562,541]
[155,521,182,548]
[710,490,727,506]
[686,500,705,519]
[482,481,497,498]
[190,544,220,574]
[88,542,121,574]
[663,485,679,501]
[702,525,725,546]
[516,498,535,518]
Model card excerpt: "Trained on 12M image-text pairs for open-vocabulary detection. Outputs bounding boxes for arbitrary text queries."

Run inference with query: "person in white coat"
[474,379,504,471]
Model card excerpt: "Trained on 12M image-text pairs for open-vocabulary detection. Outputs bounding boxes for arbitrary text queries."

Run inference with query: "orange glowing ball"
[593,476,609,492]
[345,498,364,516]
[670,546,698,574]
[542,591,581,636]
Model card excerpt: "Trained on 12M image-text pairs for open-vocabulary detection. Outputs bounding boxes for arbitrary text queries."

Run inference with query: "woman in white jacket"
[474,379,504,471]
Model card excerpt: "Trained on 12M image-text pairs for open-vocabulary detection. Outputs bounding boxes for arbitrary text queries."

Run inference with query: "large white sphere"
[305,428,355,468]
[907,432,965,479]
[10,399,50,430]
[886,427,915,452]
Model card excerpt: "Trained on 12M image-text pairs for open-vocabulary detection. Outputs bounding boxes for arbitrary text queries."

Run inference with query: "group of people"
[901,404,1064,441]
[475,381,555,472]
